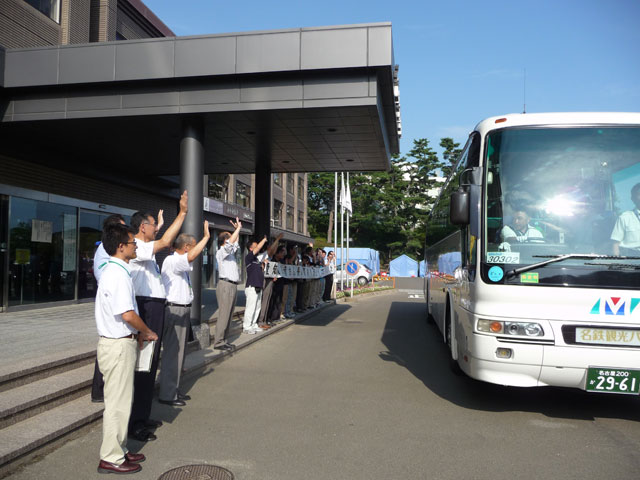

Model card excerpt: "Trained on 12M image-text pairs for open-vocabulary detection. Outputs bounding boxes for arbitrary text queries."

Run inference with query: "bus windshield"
[484,126,640,288]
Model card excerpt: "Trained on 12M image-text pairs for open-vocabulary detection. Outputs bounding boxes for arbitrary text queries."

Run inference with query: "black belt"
[101,334,137,339]
[167,302,192,308]
[220,278,239,285]
[136,296,166,303]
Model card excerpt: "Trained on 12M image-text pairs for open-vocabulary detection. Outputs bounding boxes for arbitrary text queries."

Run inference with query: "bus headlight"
[504,322,544,336]
[477,320,544,337]
[524,323,544,336]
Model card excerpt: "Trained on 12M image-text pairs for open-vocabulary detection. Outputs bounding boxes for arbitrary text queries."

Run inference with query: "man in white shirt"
[91,214,127,403]
[611,183,640,256]
[95,223,158,475]
[159,223,210,406]
[500,210,544,243]
[214,217,243,350]
[127,191,188,442]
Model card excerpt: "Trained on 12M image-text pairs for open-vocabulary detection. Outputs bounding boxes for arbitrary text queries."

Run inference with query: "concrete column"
[254,156,271,240]
[179,117,208,347]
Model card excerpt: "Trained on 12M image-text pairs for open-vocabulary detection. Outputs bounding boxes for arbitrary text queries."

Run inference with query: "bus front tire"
[445,318,463,376]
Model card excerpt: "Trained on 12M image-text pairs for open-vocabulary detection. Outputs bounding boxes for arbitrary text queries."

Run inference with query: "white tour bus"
[424,112,640,394]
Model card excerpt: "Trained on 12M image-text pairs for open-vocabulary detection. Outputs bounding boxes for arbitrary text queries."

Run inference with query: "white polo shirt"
[93,243,110,284]
[501,224,544,243]
[162,252,193,305]
[216,241,240,282]
[129,238,166,298]
[611,209,640,250]
[95,257,138,338]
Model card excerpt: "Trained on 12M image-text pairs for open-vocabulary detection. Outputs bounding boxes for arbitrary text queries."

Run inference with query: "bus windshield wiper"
[505,254,640,278]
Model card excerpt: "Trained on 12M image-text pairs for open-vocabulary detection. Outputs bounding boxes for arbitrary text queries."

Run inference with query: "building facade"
[0,0,310,311]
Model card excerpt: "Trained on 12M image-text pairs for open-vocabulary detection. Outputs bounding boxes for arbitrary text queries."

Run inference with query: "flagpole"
[334,171,338,298]
[340,172,344,292]
[346,171,350,290]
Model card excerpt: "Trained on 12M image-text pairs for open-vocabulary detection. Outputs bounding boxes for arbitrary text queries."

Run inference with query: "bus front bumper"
[466,333,640,390]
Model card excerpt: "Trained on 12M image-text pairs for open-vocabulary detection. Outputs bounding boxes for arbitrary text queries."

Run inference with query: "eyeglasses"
[142,221,157,228]
[124,241,137,245]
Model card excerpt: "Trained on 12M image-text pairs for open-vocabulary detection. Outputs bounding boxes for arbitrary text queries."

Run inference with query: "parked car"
[335,263,372,286]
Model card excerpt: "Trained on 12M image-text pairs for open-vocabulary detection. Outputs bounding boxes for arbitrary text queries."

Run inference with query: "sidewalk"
[0,287,246,379]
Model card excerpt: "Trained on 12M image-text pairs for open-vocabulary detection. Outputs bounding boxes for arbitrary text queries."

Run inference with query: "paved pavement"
[6,288,640,480]
[0,288,246,378]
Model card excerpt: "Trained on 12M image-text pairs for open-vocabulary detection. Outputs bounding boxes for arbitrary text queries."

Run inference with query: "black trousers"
[295,280,305,310]
[322,274,333,301]
[129,296,165,430]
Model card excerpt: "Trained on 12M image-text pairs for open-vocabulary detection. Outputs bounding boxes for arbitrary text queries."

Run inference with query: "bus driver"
[500,210,544,243]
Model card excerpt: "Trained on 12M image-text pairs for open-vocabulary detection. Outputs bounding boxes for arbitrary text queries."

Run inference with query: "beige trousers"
[98,336,137,464]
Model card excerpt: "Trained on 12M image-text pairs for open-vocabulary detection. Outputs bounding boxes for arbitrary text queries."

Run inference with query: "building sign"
[203,197,224,215]
[203,197,254,222]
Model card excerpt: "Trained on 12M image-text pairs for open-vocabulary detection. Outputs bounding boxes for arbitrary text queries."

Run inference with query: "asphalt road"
[9,290,640,480]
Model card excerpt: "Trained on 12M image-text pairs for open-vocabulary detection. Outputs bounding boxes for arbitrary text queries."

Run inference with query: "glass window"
[287,175,294,194]
[23,0,60,23]
[236,181,250,208]
[273,199,283,227]
[484,126,640,288]
[273,173,281,186]
[9,197,77,306]
[298,178,304,200]
[298,211,304,233]
[208,174,229,202]
[286,205,294,230]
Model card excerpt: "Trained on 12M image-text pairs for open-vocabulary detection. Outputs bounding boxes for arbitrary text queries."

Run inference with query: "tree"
[439,137,463,179]
[306,136,454,263]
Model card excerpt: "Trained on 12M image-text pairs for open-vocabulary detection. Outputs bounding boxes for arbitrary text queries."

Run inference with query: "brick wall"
[61,0,91,44]
[0,0,61,48]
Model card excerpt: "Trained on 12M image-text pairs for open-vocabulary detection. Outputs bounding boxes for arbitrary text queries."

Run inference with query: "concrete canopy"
[0,23,401,177]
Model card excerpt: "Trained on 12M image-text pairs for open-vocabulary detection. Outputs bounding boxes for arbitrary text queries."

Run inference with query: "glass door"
[0,195,8,312]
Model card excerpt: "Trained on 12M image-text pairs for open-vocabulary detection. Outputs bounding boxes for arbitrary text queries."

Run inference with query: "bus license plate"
[586,368,640,394]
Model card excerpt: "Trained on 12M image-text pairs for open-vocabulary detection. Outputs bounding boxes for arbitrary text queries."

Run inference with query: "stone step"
[0,394,103,476]
[0,348,95,394]
[0,364,94,430]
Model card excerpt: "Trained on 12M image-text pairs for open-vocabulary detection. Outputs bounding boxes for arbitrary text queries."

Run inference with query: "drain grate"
[158,464,234,480]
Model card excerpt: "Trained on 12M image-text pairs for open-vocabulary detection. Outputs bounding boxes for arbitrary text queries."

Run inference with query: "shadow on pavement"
[296,304,351,327]
[380,300,640,422]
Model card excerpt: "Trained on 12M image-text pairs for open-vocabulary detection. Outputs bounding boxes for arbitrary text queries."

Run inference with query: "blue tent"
[389,254,419,277]
[325,247,381,275]
[437,252,461,275]
[418,260,426,277]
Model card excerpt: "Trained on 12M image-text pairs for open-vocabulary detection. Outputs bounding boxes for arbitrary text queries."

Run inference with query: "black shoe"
[128,427,157,442]
[91,397,104,403]
[214,343,232,351]
[145,418,162,428]
[158,398,186,407]
[177,393,191,401]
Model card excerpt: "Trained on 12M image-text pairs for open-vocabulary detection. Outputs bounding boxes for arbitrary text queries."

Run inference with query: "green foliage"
[307,136,460,263]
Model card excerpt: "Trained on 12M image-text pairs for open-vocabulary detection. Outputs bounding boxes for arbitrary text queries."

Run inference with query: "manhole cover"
[158,464,234,480]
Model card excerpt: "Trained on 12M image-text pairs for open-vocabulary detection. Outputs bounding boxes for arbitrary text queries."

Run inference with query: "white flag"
[343,177,352,215]
[340,175,346,212]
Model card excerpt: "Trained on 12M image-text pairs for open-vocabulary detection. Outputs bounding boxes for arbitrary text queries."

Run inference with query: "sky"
[142,0,640,158]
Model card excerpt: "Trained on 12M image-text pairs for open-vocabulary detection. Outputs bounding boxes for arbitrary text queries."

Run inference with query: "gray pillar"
[254,155,271,240]
[179,117,207,347]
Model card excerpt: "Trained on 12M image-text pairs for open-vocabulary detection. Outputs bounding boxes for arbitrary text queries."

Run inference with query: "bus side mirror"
[450,188,469,225]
